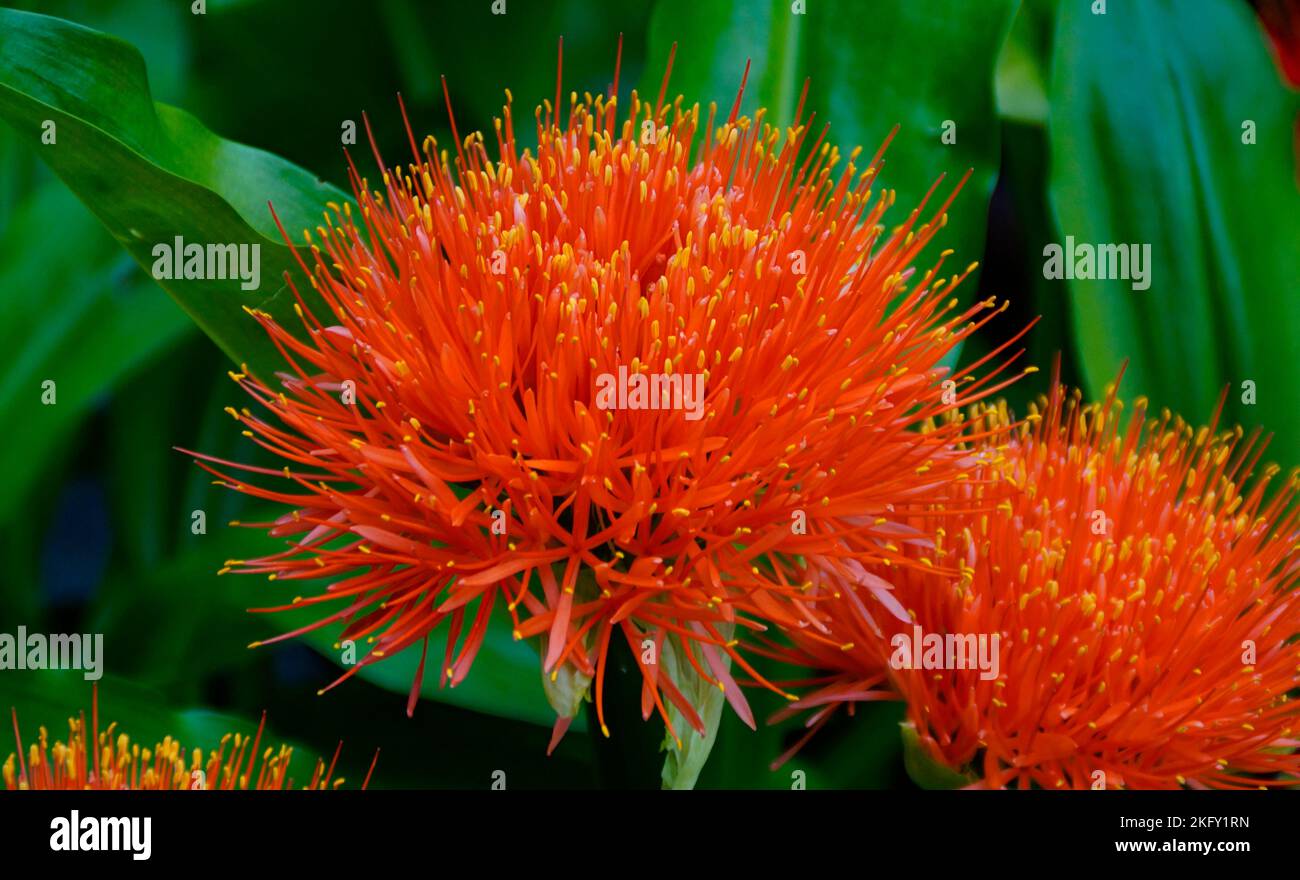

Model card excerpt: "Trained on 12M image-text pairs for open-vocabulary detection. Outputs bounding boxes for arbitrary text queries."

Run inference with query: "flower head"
[777,379,1300,789]
[4,687,375,790]
[190,42,1026,744]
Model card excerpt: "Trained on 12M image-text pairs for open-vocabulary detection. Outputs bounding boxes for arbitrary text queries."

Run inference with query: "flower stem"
[584,634,663,789]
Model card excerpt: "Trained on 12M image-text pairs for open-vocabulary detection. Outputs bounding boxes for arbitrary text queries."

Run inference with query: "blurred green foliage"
[1050,0,1300,453]
[0,0,1295,789]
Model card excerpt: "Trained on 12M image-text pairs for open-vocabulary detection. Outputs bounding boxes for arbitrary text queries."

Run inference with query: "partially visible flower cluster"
[3,688,374,790]
[771,379,1300,789]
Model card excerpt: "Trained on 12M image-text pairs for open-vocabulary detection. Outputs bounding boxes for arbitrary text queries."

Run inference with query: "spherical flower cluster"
[193,49,1025,744]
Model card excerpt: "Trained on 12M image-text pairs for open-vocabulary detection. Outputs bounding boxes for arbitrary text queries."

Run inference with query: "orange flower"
[777,380,1300,789]
[4,687,375,790]
[188,41,1027,746]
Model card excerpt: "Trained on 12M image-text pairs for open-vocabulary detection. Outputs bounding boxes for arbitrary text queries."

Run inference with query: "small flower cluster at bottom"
[3,686,376,790]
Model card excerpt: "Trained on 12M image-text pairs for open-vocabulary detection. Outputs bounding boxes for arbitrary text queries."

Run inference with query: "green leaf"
[644,0,1019,320]
[0,8,350,377]
[899,720,976,789]
[0,183,193,522]
[995,0,1054,125]
[288,599,563,729]
[1048,0,1300,454]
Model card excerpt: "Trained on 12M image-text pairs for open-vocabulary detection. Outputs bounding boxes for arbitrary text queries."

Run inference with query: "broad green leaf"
[289,600,562,729]
[0,127,38,230]
[0,183,193,522]
[1048,0,1300,457]
[0,8,349,377]
[645,0,1019,325]
[995,0,1055,125]
[2,0,194,102]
